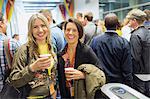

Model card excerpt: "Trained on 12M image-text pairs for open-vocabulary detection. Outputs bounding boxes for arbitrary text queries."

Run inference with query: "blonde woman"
[8,13,57,98]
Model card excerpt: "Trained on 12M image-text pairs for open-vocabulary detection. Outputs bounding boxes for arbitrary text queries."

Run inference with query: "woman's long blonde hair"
[27,13,56,60]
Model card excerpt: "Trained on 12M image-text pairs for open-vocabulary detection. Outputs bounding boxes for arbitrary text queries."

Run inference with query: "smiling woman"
[7,13,57,98]
[57,18,105,99]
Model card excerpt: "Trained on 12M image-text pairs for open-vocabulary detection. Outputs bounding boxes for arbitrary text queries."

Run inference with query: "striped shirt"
[0,33,18,92]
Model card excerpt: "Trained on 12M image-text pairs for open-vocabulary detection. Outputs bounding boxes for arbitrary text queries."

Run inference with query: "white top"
[121,25,132,41]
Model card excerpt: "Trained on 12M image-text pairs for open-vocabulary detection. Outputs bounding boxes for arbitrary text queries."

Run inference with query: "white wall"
[74,0,99,20]
[6,0,30,44]
[14,0,32,44]
[52,6,65,24]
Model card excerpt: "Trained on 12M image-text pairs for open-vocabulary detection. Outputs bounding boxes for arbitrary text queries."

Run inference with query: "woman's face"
[32,18,49,43]
[65,22,79,44]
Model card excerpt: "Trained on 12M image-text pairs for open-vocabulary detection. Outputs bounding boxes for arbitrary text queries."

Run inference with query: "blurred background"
[0,0,149,44]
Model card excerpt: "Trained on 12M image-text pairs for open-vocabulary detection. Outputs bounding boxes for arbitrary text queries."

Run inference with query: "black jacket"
[57,41,101,98]
[130,26,150,74]
[90,30,133,86]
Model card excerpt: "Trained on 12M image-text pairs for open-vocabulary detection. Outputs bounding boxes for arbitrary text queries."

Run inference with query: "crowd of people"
[0,8,149,99]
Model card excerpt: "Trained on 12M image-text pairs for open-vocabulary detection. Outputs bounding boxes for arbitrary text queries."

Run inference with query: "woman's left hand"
[65,68,85,80]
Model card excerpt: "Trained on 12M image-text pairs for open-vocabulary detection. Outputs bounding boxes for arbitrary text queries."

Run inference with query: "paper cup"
[65,67,74,72]
[39,54,52,58]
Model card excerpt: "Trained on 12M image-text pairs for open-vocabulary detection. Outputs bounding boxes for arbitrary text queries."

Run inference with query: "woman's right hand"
[65,68,85,81]
[29,57,52,72]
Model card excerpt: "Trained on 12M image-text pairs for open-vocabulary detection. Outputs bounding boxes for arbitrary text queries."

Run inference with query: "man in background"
[0,13,18,93]
[143,9,150,29]
[90,13,133,87]
[83,12,101,45]
[76,12,83,23]
[127,9,150,97]
[39,9,66,53]
[12,34,21,46]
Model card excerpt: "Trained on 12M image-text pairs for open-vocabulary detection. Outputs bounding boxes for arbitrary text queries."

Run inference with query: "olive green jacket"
[9,43,57,96]
[75,64,106,99]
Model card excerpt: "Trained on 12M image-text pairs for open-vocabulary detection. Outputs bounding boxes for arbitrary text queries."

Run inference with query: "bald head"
[104,13,119,30]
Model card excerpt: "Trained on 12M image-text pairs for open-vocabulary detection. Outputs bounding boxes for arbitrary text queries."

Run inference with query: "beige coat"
[74,64,106,99]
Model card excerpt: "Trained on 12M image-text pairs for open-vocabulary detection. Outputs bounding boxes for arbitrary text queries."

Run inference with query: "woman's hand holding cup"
[29,54,52,72]
[65,68,85,81]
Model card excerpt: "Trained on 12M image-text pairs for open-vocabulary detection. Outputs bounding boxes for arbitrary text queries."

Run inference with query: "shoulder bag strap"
[3,39,13,69]
[26,46,29,66]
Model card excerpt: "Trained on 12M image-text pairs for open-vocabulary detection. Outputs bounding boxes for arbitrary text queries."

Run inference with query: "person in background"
[115,21,122,36]
[0,12,18,93]
[8,13,57,98]
[57,21,66,31]
[127,9,150,97]
[12,34,21,46]
[57,18,105,99]
[121,18,133,41]
[90,13,133,87]
[39,9,66,53]
[83,12,102,45]
[12,34,19,41]
[143,9,150,29]
[97,20,106,33]
[76,12,83,23]
[93,19,104,33]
